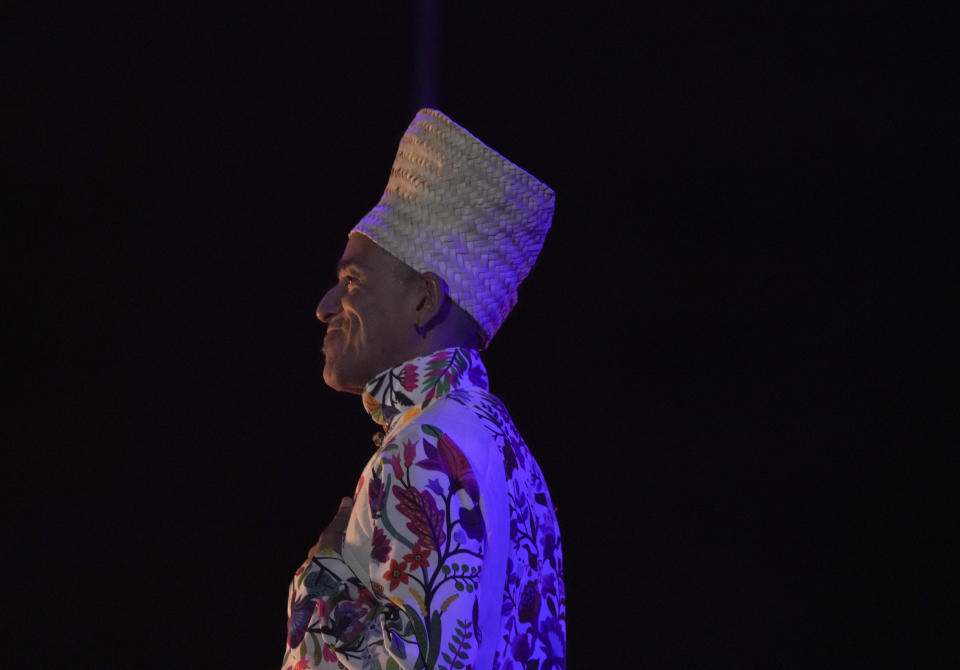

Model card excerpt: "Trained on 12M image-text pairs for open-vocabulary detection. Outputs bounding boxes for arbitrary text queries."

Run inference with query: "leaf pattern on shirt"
[393,484,447,553]
[282,348,565,670]
[417,430,480,503]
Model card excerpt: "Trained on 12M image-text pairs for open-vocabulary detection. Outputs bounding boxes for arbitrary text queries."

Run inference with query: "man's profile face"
[316,233,421,394]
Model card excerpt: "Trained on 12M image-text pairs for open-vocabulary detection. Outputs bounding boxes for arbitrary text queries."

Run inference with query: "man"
[282,109,565,670]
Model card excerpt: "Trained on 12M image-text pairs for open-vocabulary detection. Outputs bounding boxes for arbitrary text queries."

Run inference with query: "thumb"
[332,497,353,526]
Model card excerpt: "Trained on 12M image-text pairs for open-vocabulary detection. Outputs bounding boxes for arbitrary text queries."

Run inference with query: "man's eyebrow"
[335,258,365,275]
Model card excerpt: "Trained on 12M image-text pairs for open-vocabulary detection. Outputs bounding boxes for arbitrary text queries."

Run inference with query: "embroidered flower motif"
[304,566,340,598]
[458,503,485,542]
[540,615,566,662]
[356,585,378,608]
[467,360,487,388]
[294,657,311,669]
[393,485,446,551]
[502,439,518,480]
[322,644,338,662]
[541,530,558,570]
[286,593,317,648]
[511,632,533,664]
[540,572,557,598]
[368,470,385,515]
[416,431,480,503]
[426,478,444,496]
[371,526,391,563]
[329,600,372,641]
[402,438,417,468]
[402,542,432,570]
[422,348,469,405]
[518,580,541,624]
[382,558,409,591]
[401,363,419,391]
[387,453,404,479]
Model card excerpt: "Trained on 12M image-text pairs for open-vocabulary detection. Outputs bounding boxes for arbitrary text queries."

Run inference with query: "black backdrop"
[4,2,952,668]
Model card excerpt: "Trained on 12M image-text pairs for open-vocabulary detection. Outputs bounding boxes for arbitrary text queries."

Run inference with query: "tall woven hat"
[351,108,555,347]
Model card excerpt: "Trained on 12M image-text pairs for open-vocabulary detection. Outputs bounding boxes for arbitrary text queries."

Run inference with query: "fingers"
[307,497,355,557]
[328,497,353,530]
[325,496,353,538]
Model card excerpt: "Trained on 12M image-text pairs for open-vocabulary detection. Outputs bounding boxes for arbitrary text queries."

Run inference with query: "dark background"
[4,2,952,668]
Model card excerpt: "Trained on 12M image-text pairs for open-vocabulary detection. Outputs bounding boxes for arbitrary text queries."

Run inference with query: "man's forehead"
[335,234,374,269]
[335,233,405,275]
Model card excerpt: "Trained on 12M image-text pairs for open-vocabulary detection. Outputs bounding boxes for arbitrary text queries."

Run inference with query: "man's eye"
[343,276,357,287]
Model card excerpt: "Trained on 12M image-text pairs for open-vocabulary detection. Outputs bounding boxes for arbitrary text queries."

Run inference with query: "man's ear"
[414,272,448,326]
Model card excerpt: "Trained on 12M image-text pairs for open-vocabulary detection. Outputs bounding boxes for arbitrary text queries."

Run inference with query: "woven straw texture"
[351,108,554,347]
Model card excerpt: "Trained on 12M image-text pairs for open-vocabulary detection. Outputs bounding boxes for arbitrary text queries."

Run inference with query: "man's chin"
[322,361,364,395]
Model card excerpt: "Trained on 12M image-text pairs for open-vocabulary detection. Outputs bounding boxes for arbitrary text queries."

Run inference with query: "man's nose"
[316,284,341,322]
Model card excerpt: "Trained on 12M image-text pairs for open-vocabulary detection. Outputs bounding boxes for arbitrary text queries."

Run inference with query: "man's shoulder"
[393,386,508,445]
[438,384,511,422]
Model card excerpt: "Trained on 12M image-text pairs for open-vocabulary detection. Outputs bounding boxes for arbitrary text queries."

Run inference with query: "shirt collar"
[361,347,488,435]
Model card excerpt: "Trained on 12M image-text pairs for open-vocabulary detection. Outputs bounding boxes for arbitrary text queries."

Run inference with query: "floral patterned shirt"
[282,348,565,670]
